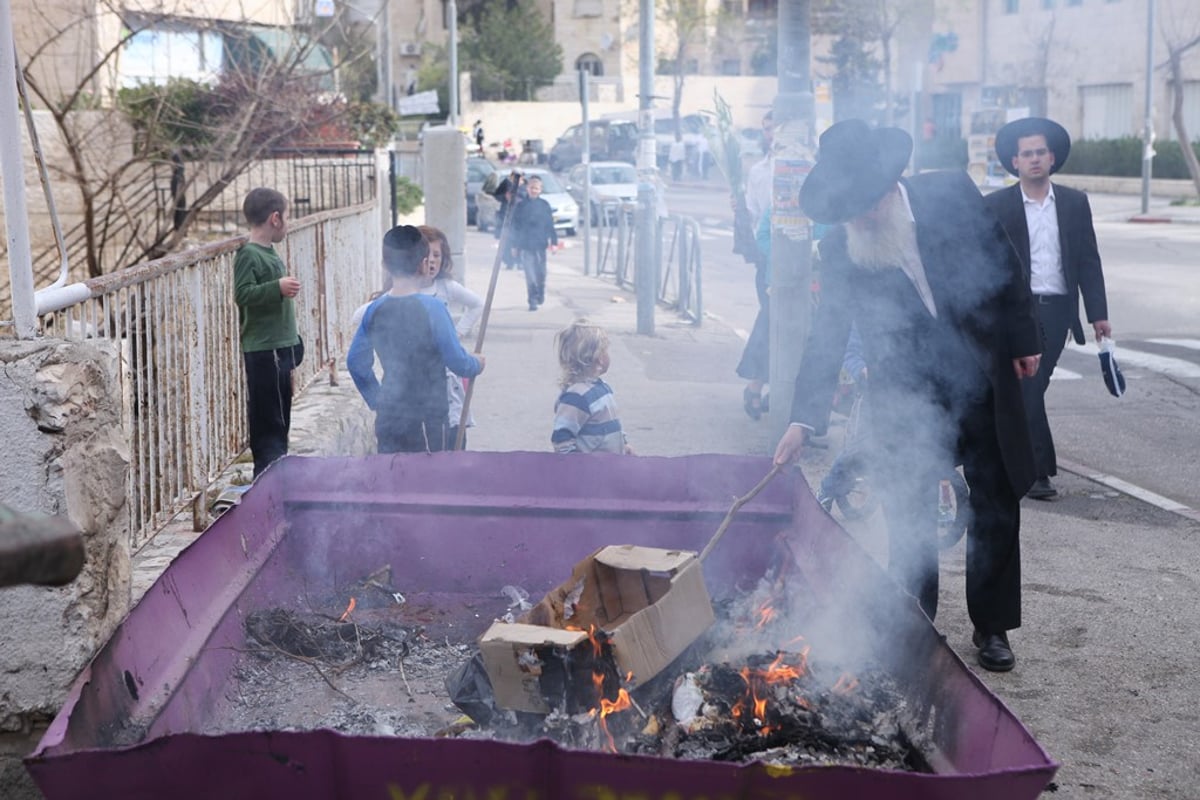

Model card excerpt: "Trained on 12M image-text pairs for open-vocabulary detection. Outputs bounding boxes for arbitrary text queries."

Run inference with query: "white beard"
[845,190,921,271]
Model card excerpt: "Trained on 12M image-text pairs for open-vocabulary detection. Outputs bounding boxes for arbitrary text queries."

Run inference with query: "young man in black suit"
[773,119,1043,672]
[984,118,1113,500]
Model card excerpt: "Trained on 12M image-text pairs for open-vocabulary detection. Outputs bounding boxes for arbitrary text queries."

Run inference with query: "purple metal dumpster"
[27,452,1057,799]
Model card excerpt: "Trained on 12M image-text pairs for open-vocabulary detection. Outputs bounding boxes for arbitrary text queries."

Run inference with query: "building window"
[576,52,604,76]
[1080,83,1134,139]
[573,0,603,17]
[1004,0,1019,12]
[747,0,776,17]
[721,58,741,75]
[721,0,742,14]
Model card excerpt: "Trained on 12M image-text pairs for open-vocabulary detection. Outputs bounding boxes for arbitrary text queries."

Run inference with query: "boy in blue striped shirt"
[551,320,632,455]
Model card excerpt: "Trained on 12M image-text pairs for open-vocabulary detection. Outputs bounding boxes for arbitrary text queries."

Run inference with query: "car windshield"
[592,166,636,185]
[529,172,565,193]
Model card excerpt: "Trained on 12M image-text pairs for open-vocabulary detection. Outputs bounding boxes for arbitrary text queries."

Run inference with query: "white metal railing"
[39,201,381,550]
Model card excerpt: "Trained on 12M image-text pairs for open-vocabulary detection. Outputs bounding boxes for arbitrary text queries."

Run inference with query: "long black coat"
[791,170,1042,494]
[983,182,1107,344]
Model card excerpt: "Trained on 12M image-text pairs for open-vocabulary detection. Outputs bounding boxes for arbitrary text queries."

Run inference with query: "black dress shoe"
[1026,477,1058,500]
[973,630,1016,672]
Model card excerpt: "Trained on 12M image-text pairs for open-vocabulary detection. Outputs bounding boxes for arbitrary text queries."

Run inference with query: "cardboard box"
[479,544,715,714]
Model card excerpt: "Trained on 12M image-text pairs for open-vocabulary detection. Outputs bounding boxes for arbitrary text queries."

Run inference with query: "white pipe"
[1,0,38,338]
[35,282,93,316]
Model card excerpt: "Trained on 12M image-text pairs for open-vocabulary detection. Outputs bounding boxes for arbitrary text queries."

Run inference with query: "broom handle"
[454,189,517,450]
[699,463,785,563]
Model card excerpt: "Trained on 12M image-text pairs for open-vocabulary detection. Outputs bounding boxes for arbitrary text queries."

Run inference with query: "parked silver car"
[465,157,496,225]
[563,161,638,224]
[476,168,579,236]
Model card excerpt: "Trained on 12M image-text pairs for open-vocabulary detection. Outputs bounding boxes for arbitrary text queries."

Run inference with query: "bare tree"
[11,0,382,281]
[1160,1,1200,196]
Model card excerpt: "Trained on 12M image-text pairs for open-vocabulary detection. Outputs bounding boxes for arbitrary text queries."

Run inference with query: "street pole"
[766,0,815,443]
[635,0,656,335]
[0,0,37,339]
[448,0,459,127]
[1141,0,1156,216]
[580,68,592,276]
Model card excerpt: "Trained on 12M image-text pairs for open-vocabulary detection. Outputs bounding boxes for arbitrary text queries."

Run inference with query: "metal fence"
[593,203,703,324]
[39,202,381,550]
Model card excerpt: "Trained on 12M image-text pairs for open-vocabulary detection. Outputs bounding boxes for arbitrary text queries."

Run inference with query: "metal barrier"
[592,205,702,325]
[658,215,703,324]
[39,202,381,550]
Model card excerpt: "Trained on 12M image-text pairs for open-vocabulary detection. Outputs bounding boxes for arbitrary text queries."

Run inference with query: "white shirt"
[746,155,773,223]
[896,183,937,318]
[1022,184,1067,296]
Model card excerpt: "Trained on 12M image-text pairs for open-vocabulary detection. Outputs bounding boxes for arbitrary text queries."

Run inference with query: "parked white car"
[563,161,639,224]
[476,168,579,237]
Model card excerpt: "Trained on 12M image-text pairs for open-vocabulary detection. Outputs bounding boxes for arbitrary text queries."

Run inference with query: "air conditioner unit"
[399,42,422,57]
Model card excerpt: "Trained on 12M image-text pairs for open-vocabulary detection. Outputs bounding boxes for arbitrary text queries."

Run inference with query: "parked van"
[547,120,638,172]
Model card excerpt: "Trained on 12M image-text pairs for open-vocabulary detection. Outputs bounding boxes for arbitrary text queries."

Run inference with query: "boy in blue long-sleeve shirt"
[348,225,486,453]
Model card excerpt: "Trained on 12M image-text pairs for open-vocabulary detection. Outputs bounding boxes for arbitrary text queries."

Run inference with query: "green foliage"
[395,176,423,215]
[345,101,400,147]
[708,90,743,188]
[416,43,450,118]
[463,0,563,100]
[118,79,221,155]
[819,36,883,123]
[1058,138,1200,179]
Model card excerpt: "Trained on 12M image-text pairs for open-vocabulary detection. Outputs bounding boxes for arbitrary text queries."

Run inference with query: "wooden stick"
[698,464,784,563]
[454,187,518,451]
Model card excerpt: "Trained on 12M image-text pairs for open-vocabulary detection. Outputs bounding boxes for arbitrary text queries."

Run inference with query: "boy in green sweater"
[233,188,303,477]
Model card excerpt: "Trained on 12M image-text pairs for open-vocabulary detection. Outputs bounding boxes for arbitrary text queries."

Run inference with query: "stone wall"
[0,339,131,798]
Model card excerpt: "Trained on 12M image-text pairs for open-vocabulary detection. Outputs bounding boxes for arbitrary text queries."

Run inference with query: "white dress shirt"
[1022,184,1067,296]
[896,183,937,318]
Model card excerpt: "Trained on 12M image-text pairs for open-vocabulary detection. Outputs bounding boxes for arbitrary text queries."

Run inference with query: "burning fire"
[832,673,859,695]
[338,597,356,622]
[733,651,813,736]
[754,603,777,629]
[589,672,635,752]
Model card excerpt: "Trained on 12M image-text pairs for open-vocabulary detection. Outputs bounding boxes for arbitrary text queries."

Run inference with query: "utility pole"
[448,0,459,126]
[766,0,815,442]
[1,0,37,339]
[1140,0,1156,215]
[635,0,656,335]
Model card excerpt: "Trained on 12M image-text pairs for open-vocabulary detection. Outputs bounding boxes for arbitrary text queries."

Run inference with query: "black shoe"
[973,630,1016,672]
[1026,477,1057,500]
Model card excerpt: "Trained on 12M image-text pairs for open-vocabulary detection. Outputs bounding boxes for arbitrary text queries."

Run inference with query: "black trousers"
[1022,293,1073,478]
[244,347,297,477]
[875,392,1022,634]
[735,259,770,383]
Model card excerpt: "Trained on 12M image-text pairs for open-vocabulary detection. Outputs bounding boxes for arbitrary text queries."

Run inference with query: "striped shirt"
[551,379,626,454]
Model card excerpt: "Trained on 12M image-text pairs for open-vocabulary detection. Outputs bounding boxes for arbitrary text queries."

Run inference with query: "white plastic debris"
[671,672,703,726]
[501,584,532,611]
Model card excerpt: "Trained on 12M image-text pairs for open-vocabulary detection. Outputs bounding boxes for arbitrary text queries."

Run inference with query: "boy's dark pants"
[244,347,297,477]
[519,248,547,306]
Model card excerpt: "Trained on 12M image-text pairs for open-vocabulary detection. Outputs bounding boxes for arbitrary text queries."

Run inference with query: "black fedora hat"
[994,117,1071,177]
[800,120,912,225]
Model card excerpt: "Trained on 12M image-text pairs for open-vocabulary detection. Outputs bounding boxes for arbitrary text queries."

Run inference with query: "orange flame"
[754,604,777,629]
[588,672,634,752]
[832,673,859,695]
[338,597,356,622]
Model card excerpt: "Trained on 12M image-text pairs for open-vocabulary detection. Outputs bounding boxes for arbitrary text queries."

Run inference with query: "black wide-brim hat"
[994,117,1071,177]
[801,119,913,225]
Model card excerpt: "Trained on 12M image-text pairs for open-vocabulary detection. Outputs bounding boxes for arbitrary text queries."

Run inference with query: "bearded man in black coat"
[773,119,1043,672]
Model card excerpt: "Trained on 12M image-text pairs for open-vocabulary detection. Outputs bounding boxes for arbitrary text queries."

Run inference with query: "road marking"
[1057,458,1200,522]
[1147,338,1200,351]
[1067,341,1200,379]
[1049,368,1082,381]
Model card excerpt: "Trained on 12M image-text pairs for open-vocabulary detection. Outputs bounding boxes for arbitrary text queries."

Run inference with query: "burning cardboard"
[480,544,715,713]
